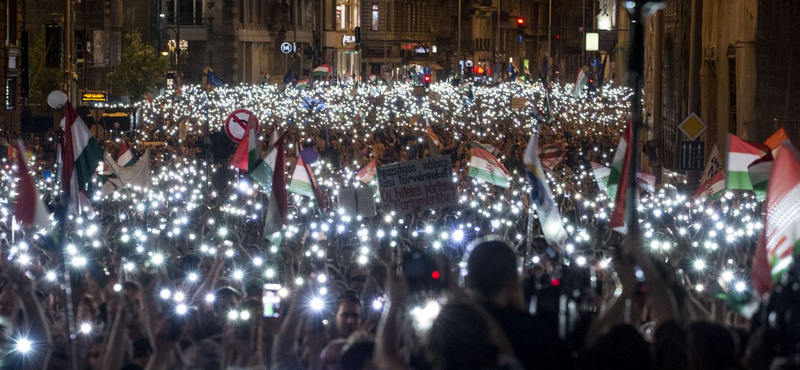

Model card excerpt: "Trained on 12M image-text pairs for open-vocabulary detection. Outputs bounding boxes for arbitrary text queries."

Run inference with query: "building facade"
[644,0,800,178]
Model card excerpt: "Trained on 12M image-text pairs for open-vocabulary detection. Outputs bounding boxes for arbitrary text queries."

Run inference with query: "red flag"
[15,141,50,229]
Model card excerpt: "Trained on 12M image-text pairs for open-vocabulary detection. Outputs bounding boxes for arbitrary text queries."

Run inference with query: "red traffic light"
[431,271,440,279]
[476,66,485,74]
[516,17,525,26]
[424,75,431,82]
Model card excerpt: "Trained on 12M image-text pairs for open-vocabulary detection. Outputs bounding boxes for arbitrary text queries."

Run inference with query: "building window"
[169,0,205,25]
[372,4,379,30]
[6,79,15,111]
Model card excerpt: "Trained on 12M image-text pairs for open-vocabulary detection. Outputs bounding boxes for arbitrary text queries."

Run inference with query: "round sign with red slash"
[224,109,259,143]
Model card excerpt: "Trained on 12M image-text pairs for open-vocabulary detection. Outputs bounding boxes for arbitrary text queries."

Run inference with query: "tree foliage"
[109,31,169,101]
[28,29,64,115]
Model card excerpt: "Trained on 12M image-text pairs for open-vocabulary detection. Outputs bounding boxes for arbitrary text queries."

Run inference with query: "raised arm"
[375,262,411,370]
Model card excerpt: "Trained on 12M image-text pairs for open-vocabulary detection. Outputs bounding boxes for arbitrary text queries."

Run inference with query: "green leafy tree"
[109,31,169,101]
[28,29,64,115]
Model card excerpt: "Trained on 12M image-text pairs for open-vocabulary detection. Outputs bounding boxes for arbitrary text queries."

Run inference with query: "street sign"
[517,34,524,43]
[423,66,432,75]
[224,109,259,143]
[679,141,705,171]
[280,42,293,54]
[678,112,707,140]
[465,60,474,68]
[590,58,600,67]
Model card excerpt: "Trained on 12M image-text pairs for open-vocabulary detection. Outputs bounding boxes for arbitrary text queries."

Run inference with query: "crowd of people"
[0,79,795,370]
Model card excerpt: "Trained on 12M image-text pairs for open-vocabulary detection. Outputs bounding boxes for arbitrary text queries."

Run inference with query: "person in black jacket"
[466,239,573,370]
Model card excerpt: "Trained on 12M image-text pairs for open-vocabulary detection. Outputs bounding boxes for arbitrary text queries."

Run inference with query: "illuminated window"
[372,4,379,30]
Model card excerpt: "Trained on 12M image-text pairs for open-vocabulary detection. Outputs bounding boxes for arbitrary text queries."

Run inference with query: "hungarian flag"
[230,115,272,186]
[469,142,509,188]
[117,142,135,167]
[764,127,788,156]
[591,162,611,193]
[538,142,565,170]
[572,67,589,98]
[357,160,377,184]
[289,156,327,213]
[296,78,310,89]
[312,64,331,77]
[753,141,800,296]
[726,134,768,191]
[636,172,656,193]
[607,123,634,234]
[693,171,726,201]
[424,122,443,150]
[523,129,567,249]
[14,140,50,230]
[101,149,153,194]
[61,102,104,213]
[748,151,774,200]
[264,133,288,246]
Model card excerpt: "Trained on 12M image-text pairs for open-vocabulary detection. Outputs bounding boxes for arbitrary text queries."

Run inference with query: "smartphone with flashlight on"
[263,283,282,318]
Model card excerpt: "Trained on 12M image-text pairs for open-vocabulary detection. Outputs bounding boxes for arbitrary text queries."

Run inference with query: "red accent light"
[432,271,440,279]
[516,18,525,25]
[550,278,561,287]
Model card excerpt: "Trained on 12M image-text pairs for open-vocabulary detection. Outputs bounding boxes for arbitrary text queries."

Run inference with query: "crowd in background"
[0,80,794,370]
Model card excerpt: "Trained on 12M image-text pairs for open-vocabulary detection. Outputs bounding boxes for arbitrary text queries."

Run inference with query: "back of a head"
[591,325,652,370]
[466,240,517,299]
[688,321,738,370]
[427,303,499,370]
[340,337,375,370]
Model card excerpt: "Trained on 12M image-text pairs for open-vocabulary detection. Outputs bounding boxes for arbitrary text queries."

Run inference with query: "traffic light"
[423,74,431,87]
[517,17,525,35]
[354,26,361,43]
[475,66,485,75]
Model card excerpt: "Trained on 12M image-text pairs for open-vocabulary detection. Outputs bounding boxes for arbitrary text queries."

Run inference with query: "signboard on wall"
[82,91,108,102]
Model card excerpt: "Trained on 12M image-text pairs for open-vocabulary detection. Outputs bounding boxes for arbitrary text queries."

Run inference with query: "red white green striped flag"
[590,162,610,193]
[289,155,328,213]
[753,141,800,296]
[424,122,443,150]
[572,67,589,98]
[538,142,565,170]
[357,159,377,184]
[62,102,104,214]
[608,123,634,234]
[117,142,135,167]
[748,151,773,201]
[469,142,510,188]
[14,140,50,230]
[726,134,767,191]
[692,170,726,201]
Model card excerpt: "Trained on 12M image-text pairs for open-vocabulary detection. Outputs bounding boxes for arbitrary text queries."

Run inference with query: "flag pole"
[58,107,80,370]
[625,1,649,235]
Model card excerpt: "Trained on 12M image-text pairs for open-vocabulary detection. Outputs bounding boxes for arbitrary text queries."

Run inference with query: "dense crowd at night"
[0,79,796,370]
